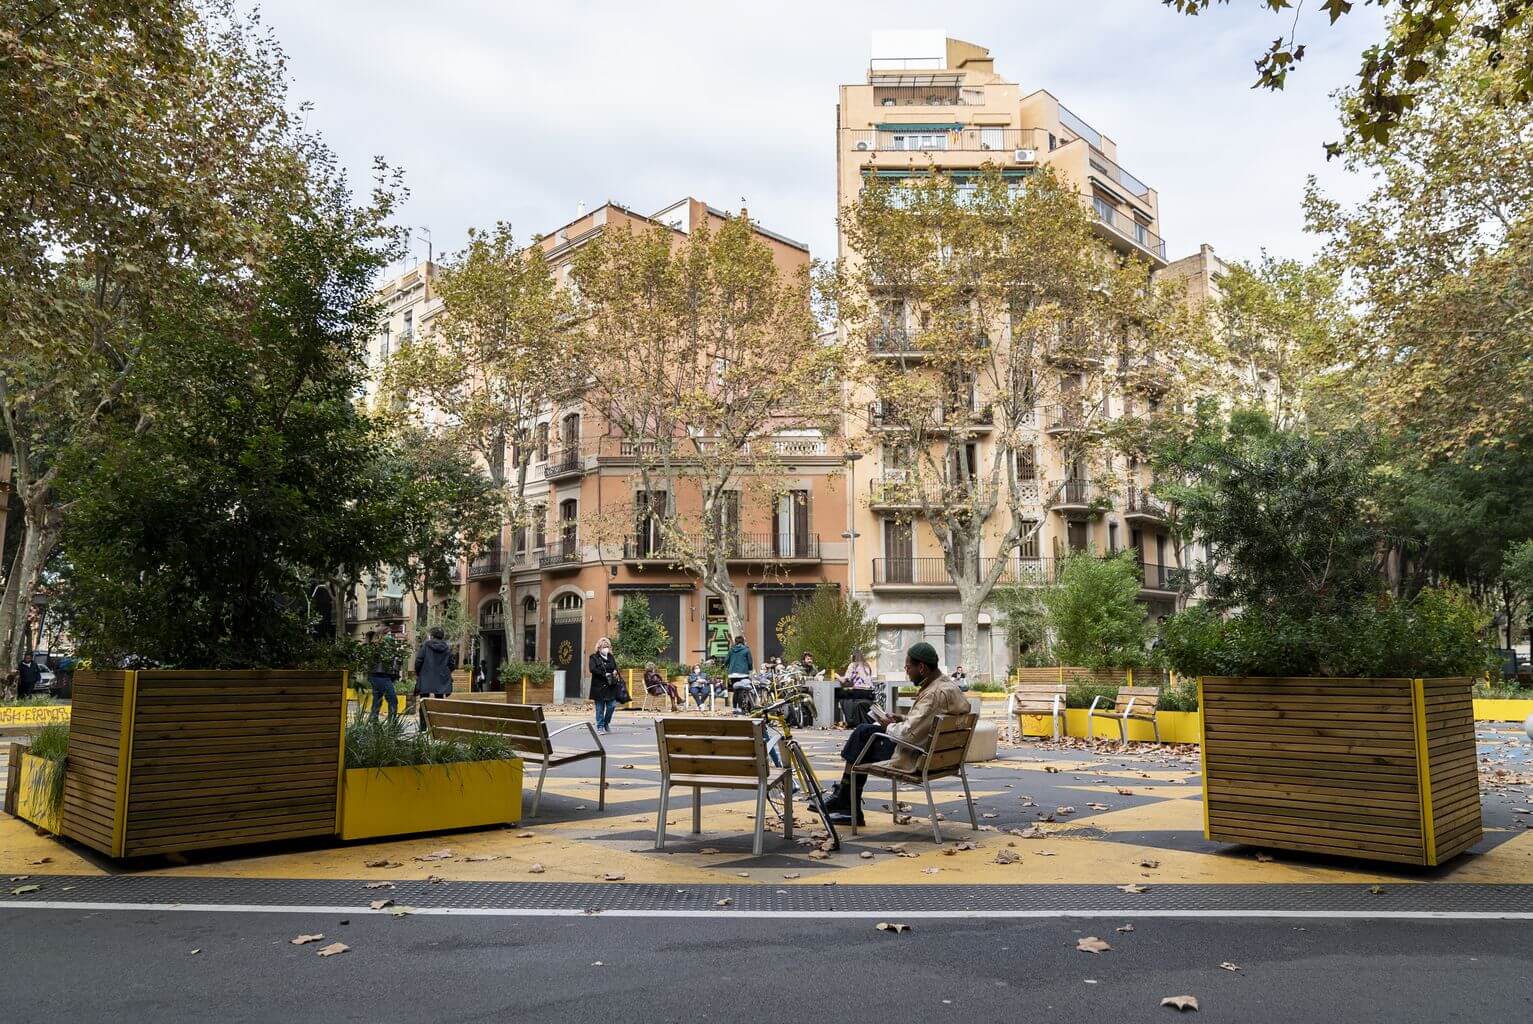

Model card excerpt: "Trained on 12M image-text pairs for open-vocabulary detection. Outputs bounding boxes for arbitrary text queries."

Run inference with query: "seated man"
[686,665,712,709]
[797,651,818,678]
[820,642,970,825]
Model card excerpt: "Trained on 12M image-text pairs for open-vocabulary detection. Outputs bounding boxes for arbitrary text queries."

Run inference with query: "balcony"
[539,541,581,570]
[1139,561,1192,593]
[468,547,503,581]
[1124,487,1169,523]
[1046,479,1103,516]
[1044,403,1102,435]
[725,533,821,562]
[872,555,1057,589]
[843,127,1044,156]
[1091,196,1168,262]
[1087,147,1151,201]
[544,445,585,481]
[868,329,926,358]
[367,596,404,621]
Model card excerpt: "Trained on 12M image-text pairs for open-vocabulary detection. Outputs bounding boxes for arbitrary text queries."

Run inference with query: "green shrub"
[0,695,57,707]
[613,595,668,664]
[27,723,69,762]
[344,714,516,769]
[1473,680,1528,699]
[500,660,554,687]
[778,586,876,671]
[968,679,1006,693]
[1157,680,1200,712]
[1065,677,1120,710]
[1041,553,1151,670]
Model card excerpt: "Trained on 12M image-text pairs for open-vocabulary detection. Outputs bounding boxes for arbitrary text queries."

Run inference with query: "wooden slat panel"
[422,712,543,739]
[663,754,760,777]
[659,717,759,738]
[664,737,759,757]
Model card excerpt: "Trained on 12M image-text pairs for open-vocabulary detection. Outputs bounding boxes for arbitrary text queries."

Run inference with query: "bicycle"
[752,690,839,850]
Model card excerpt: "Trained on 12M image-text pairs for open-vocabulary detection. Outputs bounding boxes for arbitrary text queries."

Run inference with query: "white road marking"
[3,901,1533,921]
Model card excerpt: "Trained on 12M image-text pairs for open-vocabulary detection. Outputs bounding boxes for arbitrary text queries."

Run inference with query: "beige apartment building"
[355,200,849,694]
[838,32,1206,678]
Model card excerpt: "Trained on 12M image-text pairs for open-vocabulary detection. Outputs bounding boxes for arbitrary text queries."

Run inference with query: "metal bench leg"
[597,753,607,811]
[531,762,548,818]
[848,772,859,837]
[655,783,670,850]
[1152,717,1161,744]
[923,780,943,845]
[692,786,702,834]
[959,765,979,831]
[1086,714,1094,740]
[752,785,767,856]
[890,777,900,823]
[1118,714,1128,748]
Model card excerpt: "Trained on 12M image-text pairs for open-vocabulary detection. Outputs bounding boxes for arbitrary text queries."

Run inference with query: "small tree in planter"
[613,595,668,667]
[778,587,876,673]
[1040,552,1152,671]
[1153,409,1492,865]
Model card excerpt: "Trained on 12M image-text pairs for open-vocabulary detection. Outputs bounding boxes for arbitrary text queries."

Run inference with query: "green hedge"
[500,660,554,687]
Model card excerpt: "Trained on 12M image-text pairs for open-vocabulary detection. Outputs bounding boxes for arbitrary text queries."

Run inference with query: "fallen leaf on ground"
[516,832,534,838]
[1088,803,1111,811]
[29,857,51,865]
[1117,884,1150,894]
[1116,923,1135,933]
[363,882,395,890]
[465,855,499,862]
[1037,850,1056,857]
[859,851,875,860]
[922,867,941,875]
[1044,766,1061,774]
[1056,806,1076,815]
[700,847,720,855]
[389,906,415,917]
[1368,885,1386,895]
[10,885,40,895]
[1254,851,1275,863]
[1137,858,1161,869]
[783,872,801,879]
[364,859,401,868]
[994,848,1021,865]
[290,934,325,945]
[1160,995,1199,1011]
[189,949,200,955]
[1219,962,1241,972]
[602,873,626,881]
[1115,787,1134,796]
[1076,936,1112,953]
[620,764,636,769]
[414,849,454,862]
[316,942,349,957]
[591,961,603,966]
[876,922,911,934]
[715,898,733,907]
[368,899,394,910]
[808,849,830,860]
[981,812,999,819]
[955,842,978,852]
[528,864,545,874]
[425,875,448,885]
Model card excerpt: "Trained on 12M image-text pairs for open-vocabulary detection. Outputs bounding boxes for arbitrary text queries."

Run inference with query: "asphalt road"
[3,908,1528,1023]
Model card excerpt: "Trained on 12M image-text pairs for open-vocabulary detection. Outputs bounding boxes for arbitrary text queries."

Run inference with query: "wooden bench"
[654,716,792,856]
[1086,686,1161,745]
[1005,683,1067,742]
[849,712,980,845]
[421,698,606,818]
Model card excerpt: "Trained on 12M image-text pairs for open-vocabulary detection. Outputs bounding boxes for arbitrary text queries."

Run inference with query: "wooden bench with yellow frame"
[1004,682,1067,742]
[1086,685,1161,745]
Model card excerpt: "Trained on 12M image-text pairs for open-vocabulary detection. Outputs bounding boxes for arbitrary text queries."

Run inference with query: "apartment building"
[838,32,1197,678]
[358,200,849,694]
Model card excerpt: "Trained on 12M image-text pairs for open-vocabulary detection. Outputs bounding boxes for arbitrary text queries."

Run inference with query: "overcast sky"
[256,0,1385,274]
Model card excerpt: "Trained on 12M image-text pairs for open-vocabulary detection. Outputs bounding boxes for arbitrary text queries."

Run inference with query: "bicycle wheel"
[787,738,839,850]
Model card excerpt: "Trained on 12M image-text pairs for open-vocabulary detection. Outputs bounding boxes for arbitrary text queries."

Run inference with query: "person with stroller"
[725,635,754,713]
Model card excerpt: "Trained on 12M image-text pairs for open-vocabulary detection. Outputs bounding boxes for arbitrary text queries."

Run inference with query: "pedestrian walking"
[364,630,401,723]
[15,651,41,699]
[413,626,458,726]
[589,637,622,734]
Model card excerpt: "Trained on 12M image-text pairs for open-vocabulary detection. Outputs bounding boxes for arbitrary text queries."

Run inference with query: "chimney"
[576,201,586,218]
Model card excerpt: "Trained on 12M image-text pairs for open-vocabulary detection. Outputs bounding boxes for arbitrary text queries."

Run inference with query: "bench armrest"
[1087,695,1110,714]
[547,720,605,754]
[1120,697,1136,719]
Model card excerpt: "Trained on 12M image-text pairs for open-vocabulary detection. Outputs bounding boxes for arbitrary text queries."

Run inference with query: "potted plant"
[1156,411,1490,865]
[339,714,523,840]
[15,723,67,834]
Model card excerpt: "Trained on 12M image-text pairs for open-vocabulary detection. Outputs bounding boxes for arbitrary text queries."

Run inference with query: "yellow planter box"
[1020,708,1201,744]
[1472,698,1533,722]
[339,759,523,841]
[16,754,63,834]
[0,705,70,727]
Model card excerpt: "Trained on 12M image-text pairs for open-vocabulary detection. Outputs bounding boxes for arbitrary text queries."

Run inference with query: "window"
[402,309,414,342]
[1067,521,1089,552]
[892,132,947,151]
[947,442,978,486]
[522,596,538,661]
[1016,446,1037,482]
[532,505,546,551]
[1108,521,1119,553]
[718,491,741,551]
[559,498,577,553]
[775,490,809,558]
[1092,195,1116,226]
[535,422,550,462]
[379,325,391,363]
[560,413,580,450]
[512,526,527,557]
[634,490,670,557]
[882,519,913,583]
[1018,522,1040,560]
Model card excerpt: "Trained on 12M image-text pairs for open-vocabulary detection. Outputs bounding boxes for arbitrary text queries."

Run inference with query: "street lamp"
[842,450,865,600]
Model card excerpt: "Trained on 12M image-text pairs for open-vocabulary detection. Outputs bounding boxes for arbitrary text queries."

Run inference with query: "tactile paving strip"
[8,876,1533,913]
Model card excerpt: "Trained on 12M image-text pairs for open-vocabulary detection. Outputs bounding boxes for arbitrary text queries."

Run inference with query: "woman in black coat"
[589,636,622,734]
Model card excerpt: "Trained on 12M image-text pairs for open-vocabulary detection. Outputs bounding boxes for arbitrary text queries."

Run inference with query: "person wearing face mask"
[588,636,622,735]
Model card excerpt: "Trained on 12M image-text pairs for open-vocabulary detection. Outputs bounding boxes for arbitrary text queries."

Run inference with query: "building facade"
[359,200,849,694]
[838,33,1202,679]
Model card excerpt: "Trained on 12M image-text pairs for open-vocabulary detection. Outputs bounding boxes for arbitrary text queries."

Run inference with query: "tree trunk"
[704,558,744,651]
[0,524,27,674]
[0,519,56,671]
[331,578,348,640]
[958,599,982,683]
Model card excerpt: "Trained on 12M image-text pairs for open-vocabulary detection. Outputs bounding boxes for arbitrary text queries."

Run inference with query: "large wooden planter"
[339,759,523,840]
[1199,677,1481,866]
[61,669,348,858]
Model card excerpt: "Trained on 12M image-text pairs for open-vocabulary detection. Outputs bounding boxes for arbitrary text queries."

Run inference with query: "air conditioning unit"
[1014,148,1037,162]
[855,140,870,151]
